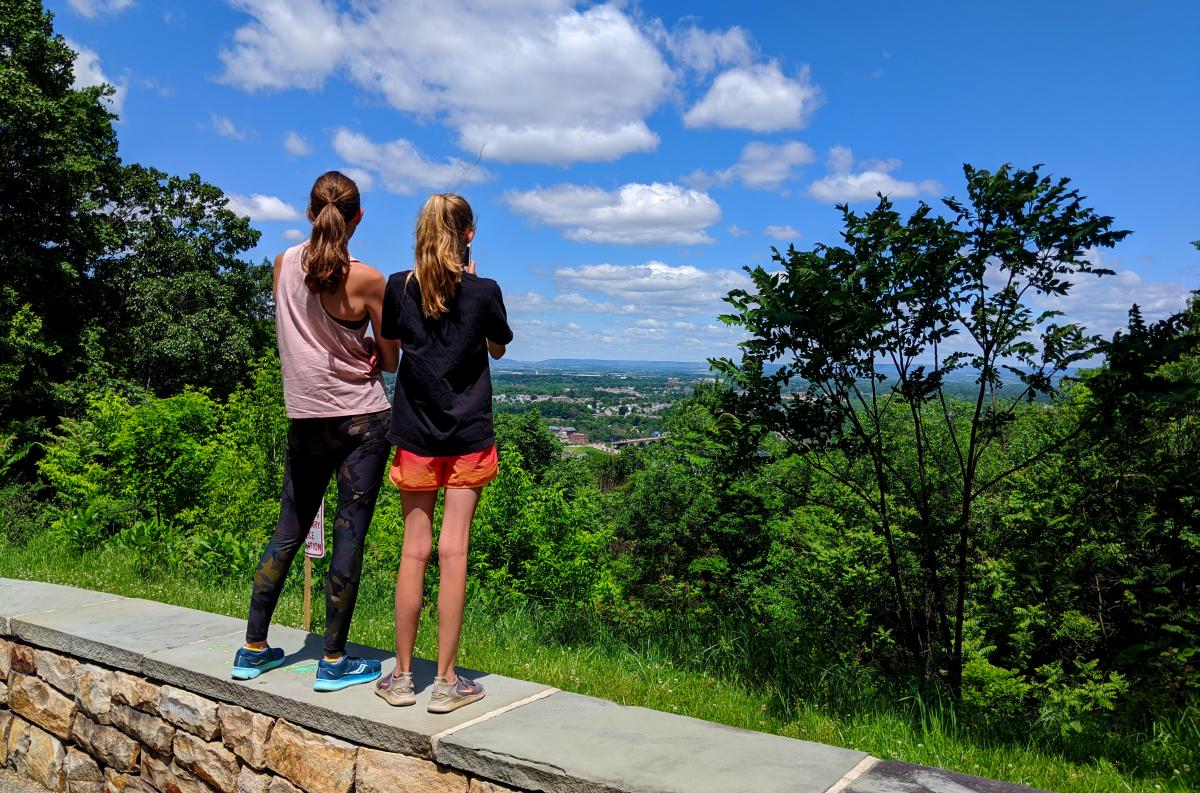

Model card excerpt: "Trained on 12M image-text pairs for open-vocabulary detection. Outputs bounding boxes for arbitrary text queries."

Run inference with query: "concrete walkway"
[0,578,1047,793]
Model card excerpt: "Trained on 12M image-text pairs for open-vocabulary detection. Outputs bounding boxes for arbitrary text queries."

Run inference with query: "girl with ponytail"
[234,171,398,692]
[374,194,513,713]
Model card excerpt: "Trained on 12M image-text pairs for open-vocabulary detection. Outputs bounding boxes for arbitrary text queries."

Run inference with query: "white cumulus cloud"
[457,122,658,166]
[331,128,491,195]
[807,146,941,203]
[217,0,346,91]
[508,315,747,360]
[1029,261,1193,339]
[764,225,801,241]
[282,229,306,242]
[220,1,671,165]
[553,261,748,312]
[211,114,249,140]
[508,291,638,316]
[687,140,815,191]
[68,0,134,18]
[65,39,125,113]
[684,62,820,132]
[225,193,302,222]
[666,24,753,75]
[283,131,312,156]
[218,3,820,165]
[504,182,721,246]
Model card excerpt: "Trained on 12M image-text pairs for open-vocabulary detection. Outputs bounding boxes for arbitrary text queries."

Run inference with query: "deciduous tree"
[715,164,1130,693]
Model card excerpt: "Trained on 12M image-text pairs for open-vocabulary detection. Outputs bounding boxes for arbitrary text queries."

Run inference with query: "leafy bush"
[471,451,617,609]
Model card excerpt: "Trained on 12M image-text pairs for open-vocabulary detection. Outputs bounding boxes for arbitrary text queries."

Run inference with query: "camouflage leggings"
[246,409,390,656]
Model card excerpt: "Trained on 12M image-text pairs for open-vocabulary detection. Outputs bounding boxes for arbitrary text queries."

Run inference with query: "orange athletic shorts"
[388,445,498,491]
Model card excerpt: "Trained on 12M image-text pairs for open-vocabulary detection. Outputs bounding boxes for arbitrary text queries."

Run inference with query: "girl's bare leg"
[395,489,436,673]
[436,486,482,682]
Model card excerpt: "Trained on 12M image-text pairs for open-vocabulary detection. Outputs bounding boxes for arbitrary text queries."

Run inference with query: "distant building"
[567,432,588,445]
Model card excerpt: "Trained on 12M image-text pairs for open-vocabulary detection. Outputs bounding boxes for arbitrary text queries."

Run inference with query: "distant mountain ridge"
[493,358,713,374]
[490,358,1078,383]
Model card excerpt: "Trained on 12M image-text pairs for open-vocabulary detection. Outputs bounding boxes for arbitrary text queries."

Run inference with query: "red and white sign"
[305,503,325,558]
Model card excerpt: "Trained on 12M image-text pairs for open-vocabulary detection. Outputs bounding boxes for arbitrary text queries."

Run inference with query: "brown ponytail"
[303,171,360,294]
[410,193,473,319]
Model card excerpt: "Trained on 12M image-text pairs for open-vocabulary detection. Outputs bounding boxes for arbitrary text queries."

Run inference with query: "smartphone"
[461,244,471,267]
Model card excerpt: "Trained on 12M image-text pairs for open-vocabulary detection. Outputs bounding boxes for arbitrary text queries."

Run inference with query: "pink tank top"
[274,242,391,418]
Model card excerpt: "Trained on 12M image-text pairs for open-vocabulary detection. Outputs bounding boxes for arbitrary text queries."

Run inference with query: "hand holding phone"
[462,244,476,275]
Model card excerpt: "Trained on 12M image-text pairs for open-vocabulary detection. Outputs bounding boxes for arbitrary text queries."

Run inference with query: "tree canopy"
[0,1,272,450]
[713,164,1141,692]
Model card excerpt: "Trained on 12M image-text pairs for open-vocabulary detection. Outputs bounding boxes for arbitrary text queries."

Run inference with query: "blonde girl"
[375,194,512,712]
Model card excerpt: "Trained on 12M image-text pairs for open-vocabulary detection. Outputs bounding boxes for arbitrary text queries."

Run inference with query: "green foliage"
[982,297,1200,719]
[0,296,60,427]
[109,518,176,558]
[38,408,117,511]
[0,2,270,453]
[184,529,260,578]
[0,0,122,434]
[470,451,617,609]
[713,163,1133,692]
[48,505,107,554]
[108,391,220,524]
[36,352,291,571]
[94,165,270,397]
[0,429,37,481]
[494,408,562,482]
[585,444,645,491]
[1034,660,1128,739]
[200,352,287,543]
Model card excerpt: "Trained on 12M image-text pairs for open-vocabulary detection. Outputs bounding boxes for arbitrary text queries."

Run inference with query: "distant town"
[490,359,713,453]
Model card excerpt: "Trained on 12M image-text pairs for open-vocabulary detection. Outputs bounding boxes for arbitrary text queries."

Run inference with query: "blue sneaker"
[314,655,381,692]
[231,646,285,680]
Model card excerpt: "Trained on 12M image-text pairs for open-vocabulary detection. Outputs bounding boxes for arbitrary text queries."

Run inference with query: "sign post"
[303,502,326,633]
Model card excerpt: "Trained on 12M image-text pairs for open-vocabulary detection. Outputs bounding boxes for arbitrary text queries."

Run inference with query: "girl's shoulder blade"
[346,256,384,283]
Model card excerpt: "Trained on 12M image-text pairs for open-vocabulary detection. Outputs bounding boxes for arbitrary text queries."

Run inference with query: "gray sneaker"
[427,674,485,713]
[374,668,415,707]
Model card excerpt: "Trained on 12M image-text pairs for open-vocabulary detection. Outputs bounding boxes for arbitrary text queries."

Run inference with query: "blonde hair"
[409,193,474,319]
[303,171,360,294]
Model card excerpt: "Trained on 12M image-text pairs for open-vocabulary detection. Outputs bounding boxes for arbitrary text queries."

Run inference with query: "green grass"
[563,445,612,459]
[1,533,1193,793]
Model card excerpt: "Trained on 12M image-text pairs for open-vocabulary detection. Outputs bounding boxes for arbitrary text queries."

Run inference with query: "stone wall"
[0,637,510,793]
[2,578,1042,793]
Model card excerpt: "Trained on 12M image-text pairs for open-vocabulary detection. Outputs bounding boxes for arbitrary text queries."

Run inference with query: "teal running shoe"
[231,646,285,680]
[313,655,381,692]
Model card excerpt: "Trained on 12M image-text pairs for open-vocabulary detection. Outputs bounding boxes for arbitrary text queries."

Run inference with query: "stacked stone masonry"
[0,638,516,793]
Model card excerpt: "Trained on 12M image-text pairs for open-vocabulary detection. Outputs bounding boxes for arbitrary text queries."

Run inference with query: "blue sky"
[53,0,1200,361]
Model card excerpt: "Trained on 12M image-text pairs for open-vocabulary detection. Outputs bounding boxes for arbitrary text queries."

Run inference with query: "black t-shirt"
[381,271,513,456]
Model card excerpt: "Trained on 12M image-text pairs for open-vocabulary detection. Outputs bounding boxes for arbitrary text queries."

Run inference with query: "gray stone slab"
[143,626,554,758]
[8,597,243,674]
[0,578,126,636]
[437,691,867,793]
[843,761,1048,793]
